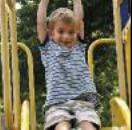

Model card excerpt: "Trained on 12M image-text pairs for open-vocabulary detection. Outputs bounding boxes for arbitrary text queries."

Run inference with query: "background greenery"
[0,0,119,129]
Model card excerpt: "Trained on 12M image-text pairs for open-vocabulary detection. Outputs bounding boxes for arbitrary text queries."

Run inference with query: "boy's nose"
[62,34,71,42]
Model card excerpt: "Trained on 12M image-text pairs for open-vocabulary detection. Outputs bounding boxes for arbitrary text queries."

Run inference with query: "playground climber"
[37,0,101,130]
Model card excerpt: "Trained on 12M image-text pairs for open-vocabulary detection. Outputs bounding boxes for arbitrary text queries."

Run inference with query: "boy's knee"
[55,121,71,130]
[78,121,96,130]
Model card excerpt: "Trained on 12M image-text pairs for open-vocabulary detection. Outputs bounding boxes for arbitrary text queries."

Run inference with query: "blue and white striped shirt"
[38,40,100,107]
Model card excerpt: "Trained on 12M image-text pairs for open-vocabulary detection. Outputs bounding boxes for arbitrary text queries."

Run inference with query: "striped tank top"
[38,40,100,107]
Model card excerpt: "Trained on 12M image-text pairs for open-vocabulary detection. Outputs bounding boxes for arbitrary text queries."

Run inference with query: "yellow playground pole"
[6,0,13,9]
[87,38,115,75]
[9,1,21,129]
[0,0,36,129]
[0,0,14,129]
[21,101,29,130]
[18,43,36,130]
[123,19,131,109]
[112,0,127,102]
[0,99,1,130]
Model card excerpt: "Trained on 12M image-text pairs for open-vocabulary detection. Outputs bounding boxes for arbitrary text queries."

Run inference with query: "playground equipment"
[0,0,131,130]
[0,0,36,130]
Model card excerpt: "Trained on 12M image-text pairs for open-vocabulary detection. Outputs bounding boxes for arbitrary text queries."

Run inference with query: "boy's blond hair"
[48,8,78,30]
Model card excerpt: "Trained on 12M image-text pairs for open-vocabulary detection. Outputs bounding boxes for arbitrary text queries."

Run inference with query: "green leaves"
[94,45,118,125]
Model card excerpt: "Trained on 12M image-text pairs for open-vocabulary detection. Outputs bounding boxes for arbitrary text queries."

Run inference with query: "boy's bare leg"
[78,121,96,130]
[55,121,71,130]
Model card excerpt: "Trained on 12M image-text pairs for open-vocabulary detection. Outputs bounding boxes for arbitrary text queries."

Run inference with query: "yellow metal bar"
[0,42,36,129]
[1,0,36,130]
[87,38,115,75]
[6,0,14,9]
[0,0,14,129]
[0,101,1,130]
[122,18,131,109]
[112,0,127,101]
[118,0,123,4]
[110,97,131,130]
[18,43,36,130]
[9,1,21,129]
[21,100,29,130]
[101,127,127,130]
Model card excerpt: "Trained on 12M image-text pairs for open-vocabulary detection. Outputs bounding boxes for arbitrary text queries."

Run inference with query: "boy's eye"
[69,31,75,35]
[58,30,64,34]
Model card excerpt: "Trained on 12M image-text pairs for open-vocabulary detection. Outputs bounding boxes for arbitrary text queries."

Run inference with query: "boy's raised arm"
[73,0,84,40]
[37,0,50,44]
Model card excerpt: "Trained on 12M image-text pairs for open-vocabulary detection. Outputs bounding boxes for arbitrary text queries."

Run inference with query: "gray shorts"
[44,100,101,130]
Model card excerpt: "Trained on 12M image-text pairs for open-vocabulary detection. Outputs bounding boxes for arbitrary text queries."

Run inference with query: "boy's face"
[50,21,78,48]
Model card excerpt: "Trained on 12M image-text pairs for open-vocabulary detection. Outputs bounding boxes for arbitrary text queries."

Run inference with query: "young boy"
[37,0,101,130]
